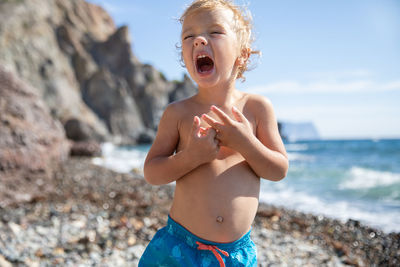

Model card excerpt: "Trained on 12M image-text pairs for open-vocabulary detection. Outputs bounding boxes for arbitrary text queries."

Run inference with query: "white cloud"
[247,79,400,94]
[248,70,400,138]
[245,69,400,94]
[306,69,373,80]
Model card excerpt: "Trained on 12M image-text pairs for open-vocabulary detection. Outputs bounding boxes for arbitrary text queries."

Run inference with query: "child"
[139,0,288,266]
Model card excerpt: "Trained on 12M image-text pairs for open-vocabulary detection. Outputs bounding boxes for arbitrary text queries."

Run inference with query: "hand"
[186,116,220,165]
[201,105,254,152]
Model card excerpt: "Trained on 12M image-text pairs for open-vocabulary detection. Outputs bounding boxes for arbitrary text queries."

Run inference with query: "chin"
[194,76,220,88]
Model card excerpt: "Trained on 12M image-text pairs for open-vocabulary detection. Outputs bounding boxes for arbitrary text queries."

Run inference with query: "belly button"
[216,216,224,223]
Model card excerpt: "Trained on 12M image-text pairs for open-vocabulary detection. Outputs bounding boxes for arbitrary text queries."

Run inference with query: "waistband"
[166,215,252,252]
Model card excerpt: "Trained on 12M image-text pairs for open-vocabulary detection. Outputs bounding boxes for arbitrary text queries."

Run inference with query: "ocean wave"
[287,152,314,162]
[339,167,400,190]
[92,143,147,174]
[259,182,400,233]
[285,143,309,152]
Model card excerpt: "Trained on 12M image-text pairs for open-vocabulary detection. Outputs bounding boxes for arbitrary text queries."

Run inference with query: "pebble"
[0,158,398,266]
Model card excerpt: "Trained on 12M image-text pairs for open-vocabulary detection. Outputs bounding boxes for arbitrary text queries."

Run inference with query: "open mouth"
[196,55,214,74]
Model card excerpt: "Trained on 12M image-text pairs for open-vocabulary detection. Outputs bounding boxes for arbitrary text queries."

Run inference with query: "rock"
[279,121,320,141]
[136,130,155,144]
[0,255,12,267]
[0,158,398,266]
[69,141,102,157]
[130,244,146,260]
[0,0,200,146]
[90,26,173,130]
[83,68,144,145]
[0,0,111,142]
[64,118,105,142]
[0,66,69,207]
[134,64,173,129]
[169,74,197,103]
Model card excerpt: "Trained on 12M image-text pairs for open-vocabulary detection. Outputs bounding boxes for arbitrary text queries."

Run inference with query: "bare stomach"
[169,153,260,243]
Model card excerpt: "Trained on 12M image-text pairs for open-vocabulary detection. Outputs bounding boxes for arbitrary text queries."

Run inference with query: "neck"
[196,82,239,107]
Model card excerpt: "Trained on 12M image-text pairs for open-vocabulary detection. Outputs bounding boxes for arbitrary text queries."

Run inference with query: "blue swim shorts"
[138,215,257,267]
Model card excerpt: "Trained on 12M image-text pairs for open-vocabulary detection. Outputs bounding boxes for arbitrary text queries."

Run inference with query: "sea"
[92,139,400,233]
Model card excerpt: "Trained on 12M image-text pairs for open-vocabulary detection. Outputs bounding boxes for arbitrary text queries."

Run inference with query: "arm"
[202,99,288,181]
[144,104,219,185]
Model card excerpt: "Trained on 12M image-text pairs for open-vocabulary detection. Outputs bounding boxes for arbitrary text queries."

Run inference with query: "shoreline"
[0,158,398,266]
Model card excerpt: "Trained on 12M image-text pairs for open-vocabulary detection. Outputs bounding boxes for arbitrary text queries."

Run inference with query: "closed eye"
[183,35,194,40]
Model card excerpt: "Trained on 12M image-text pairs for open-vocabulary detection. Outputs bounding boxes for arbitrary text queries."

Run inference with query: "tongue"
[200,63,213,72]
[197,57,214,73]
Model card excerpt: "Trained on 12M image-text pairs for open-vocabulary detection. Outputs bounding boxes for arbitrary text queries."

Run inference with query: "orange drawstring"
[196,241,229,267]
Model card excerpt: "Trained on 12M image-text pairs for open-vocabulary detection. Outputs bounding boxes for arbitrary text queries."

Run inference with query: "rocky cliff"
[0,66,69,207]
[0,0,196,206]
[279,122,320,141]
[0,0,195,145]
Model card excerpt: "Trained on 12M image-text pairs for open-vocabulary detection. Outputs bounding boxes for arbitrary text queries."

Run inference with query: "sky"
[87,0,400,139]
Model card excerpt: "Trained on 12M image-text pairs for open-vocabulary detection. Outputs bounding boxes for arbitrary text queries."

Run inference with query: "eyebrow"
[181,23,225,37]
[181,28,192,37]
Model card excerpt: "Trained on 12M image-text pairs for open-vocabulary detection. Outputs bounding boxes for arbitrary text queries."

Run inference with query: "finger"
[199,126,208,136]
[214,138,220,147]
[211,105,232,124]
[201,114,223,131]
[191,116,201,137]
[207,127,217,138]
[232,106,246,122]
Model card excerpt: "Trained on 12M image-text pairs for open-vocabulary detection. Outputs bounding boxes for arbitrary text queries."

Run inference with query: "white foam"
[260,181,400,233]
[287,152,314,162]
[92,143,148,174]
[92,143,400,232]
[339,167,400,190]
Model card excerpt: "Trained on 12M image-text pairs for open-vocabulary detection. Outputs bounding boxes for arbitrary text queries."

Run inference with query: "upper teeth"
[197,55,207,59]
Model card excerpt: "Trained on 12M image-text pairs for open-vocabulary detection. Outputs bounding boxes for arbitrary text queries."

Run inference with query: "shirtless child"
[139,0,288,266]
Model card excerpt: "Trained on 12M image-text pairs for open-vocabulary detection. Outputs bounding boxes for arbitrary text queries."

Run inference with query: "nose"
[194,36,207,47]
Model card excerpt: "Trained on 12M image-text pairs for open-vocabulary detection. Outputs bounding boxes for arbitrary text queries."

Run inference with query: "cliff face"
[0,0,194,145]
[0,66,70,207]
[0,0,196,206]
[279,122,320,141]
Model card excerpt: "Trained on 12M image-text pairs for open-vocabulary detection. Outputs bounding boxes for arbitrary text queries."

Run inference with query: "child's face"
[181,8,241,88]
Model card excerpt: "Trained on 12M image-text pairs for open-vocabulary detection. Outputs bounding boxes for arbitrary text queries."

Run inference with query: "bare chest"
[176,107,257,154]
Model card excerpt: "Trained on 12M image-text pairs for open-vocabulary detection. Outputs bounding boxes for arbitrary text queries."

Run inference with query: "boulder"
[0,66,70,207]
[64,118,105,142]
[137,130,156,145]
[69,141,102,157]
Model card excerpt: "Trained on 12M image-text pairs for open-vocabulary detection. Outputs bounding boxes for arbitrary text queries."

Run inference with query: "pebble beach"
[0,158,399,267]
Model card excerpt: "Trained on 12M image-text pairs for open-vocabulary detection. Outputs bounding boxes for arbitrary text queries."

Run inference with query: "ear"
[236,48,251,67]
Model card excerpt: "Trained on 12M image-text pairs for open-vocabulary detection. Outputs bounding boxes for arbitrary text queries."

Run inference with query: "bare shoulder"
[161,97,193,124]
[242,93,285,154]
[242,93,275,119]
[165,96,197,116]
[157,96,199,137]
[147,99,193,158]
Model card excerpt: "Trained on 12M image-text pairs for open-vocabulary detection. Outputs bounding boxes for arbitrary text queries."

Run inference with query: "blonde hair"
[179,0,260,81]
